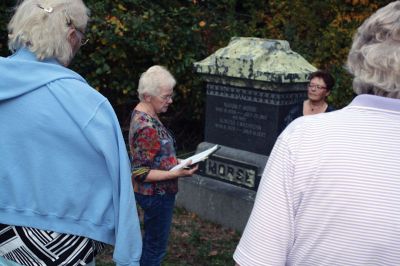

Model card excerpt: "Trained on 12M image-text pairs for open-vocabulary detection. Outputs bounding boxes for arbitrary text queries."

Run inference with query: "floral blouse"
[129,110,178,195]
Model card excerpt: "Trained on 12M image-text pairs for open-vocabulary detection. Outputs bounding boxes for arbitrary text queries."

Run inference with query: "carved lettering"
[208,160,217,174]
[218,164,226,176]
[245,169,256,187]
[236,169,244,181]
[227,166,235,181]
[205,157,257,189]
[210,84,270,139]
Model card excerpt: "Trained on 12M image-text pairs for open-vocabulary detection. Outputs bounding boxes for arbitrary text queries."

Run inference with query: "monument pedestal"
[176,174,255,232]
[176,142,267,232]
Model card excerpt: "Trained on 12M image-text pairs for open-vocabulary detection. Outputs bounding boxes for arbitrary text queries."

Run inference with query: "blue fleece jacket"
[0,49,142,266]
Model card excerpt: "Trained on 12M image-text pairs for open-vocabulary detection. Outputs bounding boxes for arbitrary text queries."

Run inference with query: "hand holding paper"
[173,160,199,177]
[170,145,219,171]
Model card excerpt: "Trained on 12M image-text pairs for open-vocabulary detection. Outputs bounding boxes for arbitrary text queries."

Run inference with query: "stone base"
[175,174,256,232]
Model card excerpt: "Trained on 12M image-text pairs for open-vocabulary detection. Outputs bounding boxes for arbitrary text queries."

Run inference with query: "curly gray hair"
[347,1,400,98]
[8,0,89,66]
[137,65,176,101]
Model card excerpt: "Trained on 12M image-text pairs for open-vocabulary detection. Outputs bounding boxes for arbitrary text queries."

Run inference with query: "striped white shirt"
[234,94,400,266]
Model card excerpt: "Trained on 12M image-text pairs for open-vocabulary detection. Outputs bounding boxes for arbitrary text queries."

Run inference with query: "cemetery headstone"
[176,37,316,231]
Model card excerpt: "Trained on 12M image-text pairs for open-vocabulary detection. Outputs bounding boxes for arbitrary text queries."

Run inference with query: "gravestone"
[176,37,316,231]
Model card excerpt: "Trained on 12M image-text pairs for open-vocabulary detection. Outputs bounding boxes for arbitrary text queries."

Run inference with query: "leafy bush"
[0,0,394,150]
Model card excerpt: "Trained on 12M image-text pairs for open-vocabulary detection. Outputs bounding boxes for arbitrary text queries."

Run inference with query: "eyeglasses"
[65,13,89,46]
[37,5,89,46]
[74,28,89,46]
[159,93,175,101]
[308,83,327,90]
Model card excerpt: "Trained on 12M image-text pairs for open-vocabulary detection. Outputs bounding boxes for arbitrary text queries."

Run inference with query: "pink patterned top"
[129,110,178,195]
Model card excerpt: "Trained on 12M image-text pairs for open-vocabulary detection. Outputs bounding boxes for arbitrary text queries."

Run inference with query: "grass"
[96,207,241,266]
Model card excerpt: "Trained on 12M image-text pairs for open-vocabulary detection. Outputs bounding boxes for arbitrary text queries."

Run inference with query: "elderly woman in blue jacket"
[0,0,141,265]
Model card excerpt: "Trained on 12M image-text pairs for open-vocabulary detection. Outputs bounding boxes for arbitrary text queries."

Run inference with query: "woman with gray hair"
[0,0,141,265]
[129,65,198,266]
[234,1,400,265]
[347,1,400,97]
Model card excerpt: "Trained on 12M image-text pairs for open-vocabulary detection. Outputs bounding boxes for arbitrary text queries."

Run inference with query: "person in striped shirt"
[234,1,400,265]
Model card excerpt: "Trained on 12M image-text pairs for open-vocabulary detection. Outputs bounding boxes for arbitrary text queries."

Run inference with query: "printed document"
[170,145,219,171]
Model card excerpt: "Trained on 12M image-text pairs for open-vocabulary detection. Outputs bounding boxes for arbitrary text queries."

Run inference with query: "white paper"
[170,145,219,171]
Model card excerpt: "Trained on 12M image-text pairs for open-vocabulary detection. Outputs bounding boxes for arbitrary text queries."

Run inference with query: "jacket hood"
[0,48,86,101]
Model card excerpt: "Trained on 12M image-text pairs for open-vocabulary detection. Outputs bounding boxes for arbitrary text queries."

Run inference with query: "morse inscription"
[203,156,258,190]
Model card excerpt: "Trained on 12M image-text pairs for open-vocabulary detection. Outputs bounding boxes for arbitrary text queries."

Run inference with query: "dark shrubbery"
[0,0,393,151]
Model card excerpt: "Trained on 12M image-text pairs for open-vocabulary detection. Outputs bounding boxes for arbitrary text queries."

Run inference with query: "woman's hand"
[177,164,199,177]
[172,160,199,178]
[143,160,199,181]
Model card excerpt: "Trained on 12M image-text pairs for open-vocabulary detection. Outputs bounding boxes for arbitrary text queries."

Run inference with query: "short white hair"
[347,1,400,98]
[137,65,176,101]
[8,0,89,66]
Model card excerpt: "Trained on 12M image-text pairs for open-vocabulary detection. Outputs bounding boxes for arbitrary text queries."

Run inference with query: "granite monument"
[176,37,316,231]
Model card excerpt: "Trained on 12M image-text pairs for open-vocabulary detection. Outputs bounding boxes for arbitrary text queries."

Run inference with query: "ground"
[96,207,241,266]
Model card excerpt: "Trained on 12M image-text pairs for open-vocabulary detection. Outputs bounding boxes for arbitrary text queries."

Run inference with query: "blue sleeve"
[84,100,142,266]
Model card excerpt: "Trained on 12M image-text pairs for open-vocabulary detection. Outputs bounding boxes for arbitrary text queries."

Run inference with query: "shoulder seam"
[83,99,108,130]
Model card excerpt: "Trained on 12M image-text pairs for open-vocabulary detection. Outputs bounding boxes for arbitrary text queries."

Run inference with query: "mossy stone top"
[194,37,316,84]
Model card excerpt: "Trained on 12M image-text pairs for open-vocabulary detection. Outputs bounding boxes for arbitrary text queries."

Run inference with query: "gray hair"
[347,1,400,98]
[137,65,176,101]
[8,0,89,66]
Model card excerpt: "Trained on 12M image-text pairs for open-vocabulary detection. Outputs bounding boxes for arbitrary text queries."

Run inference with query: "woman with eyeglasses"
[0,0,142,265]
[281,70,336,131]
[129,65,198,266]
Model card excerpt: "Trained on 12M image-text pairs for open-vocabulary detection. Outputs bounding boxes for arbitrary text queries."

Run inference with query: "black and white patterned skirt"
[0,224,105,266]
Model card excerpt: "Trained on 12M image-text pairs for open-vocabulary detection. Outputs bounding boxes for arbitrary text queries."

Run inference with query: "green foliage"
[73,0,215,148]
[0,0,395,149]
[0,1,14,57]
[258,0,393,108]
